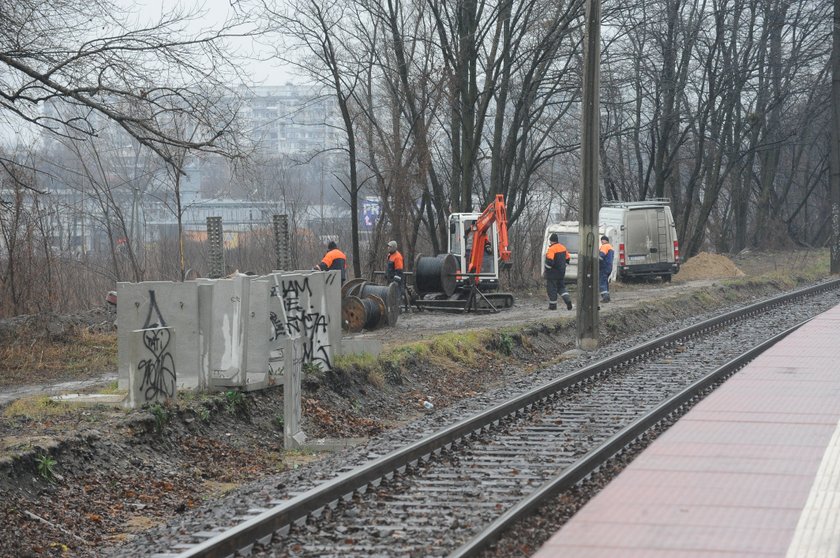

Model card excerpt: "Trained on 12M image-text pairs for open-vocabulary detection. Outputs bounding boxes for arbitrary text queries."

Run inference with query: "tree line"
[1,0,836,316]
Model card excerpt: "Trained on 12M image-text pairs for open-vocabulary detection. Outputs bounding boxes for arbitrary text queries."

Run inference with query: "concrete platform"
[535,303,840,558]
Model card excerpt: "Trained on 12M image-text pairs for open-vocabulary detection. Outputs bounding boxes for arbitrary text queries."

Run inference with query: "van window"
[554,233,580,252]
[625,210,650,256]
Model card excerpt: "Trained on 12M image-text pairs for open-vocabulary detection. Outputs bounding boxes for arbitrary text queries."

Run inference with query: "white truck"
[598,199,680,282]
[540,221,582,280]
[541,221,619,282]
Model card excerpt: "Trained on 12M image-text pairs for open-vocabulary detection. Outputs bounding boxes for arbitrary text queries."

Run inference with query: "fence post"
[273,214,291,271]
[207,216,225,279]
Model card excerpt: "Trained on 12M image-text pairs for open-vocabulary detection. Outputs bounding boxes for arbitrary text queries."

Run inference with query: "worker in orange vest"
[386,240,405,307]
[315,241,347,282]
[545,233,572,310]
[599,235,614,303]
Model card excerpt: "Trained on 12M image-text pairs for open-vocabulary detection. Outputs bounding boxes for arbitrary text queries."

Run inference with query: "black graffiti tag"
[269,311,285,340]
[142,290,167,328]
[138,327,176,401]
[137,290,176,401]
[272,277,333,369]
[282,277,312,298]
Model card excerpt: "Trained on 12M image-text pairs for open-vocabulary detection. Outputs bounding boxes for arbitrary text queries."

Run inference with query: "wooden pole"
[578,0,601,349]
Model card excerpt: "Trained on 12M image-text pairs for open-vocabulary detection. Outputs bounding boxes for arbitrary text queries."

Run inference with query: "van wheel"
[661,274,672,283]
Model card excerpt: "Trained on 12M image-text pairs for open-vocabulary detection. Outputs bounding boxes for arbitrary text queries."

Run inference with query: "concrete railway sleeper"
[143,280,840,558]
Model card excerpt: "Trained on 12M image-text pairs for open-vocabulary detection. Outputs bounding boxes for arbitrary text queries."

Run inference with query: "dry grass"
[0,329,116,388]
[2,396,76,419]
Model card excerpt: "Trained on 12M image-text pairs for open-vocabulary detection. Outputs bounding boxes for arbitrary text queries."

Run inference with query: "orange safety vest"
[599,242,614,273]
[387,251,404,272]
[545,243,570,279]
[319,248,347,281]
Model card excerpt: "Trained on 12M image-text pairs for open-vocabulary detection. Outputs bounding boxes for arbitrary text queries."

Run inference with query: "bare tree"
[263,0,369,278]
[1,0,253,174]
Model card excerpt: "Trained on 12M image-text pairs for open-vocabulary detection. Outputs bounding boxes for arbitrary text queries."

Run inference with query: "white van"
[541,221,620,282]
[598,200,680,282]
[540,221,581,280]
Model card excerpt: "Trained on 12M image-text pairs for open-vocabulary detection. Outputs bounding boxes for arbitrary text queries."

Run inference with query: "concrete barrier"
[127,326,176,409]
[117,282,199,390]
[117,271,343,449]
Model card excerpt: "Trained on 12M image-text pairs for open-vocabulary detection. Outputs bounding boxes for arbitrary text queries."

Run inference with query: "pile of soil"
[675,252,745,282]
[0,307,117,344]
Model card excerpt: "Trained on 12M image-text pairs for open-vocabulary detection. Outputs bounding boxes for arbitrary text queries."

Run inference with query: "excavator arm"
[467,194,512,279]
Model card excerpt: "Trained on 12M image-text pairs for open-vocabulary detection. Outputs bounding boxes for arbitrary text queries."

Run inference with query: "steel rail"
[448,318,812,557]
[172,279,840,558]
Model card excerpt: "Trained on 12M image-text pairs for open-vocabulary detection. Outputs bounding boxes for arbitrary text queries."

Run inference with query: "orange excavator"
[413,194,515,312]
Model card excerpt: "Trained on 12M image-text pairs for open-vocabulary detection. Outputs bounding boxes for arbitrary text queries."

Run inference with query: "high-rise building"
[236,84,343,155]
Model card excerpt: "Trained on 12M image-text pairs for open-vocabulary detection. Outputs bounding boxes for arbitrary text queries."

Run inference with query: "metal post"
[273,214,291,271]
[578,0,601,350]
[207,216,225,279]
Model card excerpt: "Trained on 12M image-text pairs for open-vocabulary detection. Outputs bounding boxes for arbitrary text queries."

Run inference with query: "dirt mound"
[675,252,745,282]
[0,307,116,344]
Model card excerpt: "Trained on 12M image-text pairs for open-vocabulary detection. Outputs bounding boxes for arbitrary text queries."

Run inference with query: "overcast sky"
[0,0,302,148]
[127,0,298,86]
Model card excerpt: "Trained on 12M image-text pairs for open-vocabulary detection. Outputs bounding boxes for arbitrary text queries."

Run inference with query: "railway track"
[144,279,840,558]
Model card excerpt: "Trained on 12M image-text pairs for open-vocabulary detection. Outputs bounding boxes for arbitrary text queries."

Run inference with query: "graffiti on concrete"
[269,311,284,340]
[270,275,333,370]
[138,291,176,402]
[143,289,167,329]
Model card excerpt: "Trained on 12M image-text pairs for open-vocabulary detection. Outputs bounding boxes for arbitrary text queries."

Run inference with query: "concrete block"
[197,282,214,391]
[283,336,304,449]
[324,270,342,355]
[126,326,176,409]
[247,279,271,378]
[117,282,199,390]
[301,438,367,452]
[268,271,338,371]
[340,337,383,357]
[206,276,250,389]
[50,393,125,407]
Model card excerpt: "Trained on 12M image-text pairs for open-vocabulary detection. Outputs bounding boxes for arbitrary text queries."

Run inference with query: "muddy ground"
[0,249,830,557]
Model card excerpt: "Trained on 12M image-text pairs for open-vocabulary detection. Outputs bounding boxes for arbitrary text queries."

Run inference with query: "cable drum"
[342,295,366,332]
[414,254,458,296]
[359,283,399,326]
[341,295,383,332]
[341,278,367,298]
[363,294,387,328]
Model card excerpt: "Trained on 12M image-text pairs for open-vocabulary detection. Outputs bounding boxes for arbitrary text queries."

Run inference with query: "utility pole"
[578,0,601,349]
[831,0,840,274]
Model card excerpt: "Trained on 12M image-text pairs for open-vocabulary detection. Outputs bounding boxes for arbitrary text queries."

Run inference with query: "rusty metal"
[207,216,224,279]
[272,214,291,271]
[342,295,367,333]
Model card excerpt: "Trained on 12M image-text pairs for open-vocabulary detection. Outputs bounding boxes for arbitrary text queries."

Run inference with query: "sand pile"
[675,251,746,282]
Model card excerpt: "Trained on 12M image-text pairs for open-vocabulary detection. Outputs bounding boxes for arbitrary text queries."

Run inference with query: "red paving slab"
[545,522,795,555]
[534,303,840,558]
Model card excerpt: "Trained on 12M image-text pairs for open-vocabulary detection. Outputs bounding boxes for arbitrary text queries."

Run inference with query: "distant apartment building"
[236,84,343,155]
[22,84,347,254]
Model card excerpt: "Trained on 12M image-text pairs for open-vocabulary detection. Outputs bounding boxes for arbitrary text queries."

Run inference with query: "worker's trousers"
[546,276,568,304]
[599,270,611,296]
